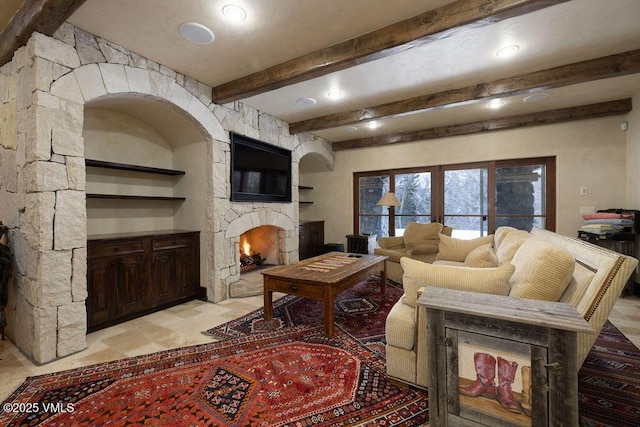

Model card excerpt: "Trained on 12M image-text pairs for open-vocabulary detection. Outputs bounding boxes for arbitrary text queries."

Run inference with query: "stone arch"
[51,63,227,142]
[296,136,335,171]
[225,211,295,239]
[50,62,228,304]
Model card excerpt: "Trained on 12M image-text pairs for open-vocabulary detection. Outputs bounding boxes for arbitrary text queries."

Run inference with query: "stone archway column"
[7,34,88,363]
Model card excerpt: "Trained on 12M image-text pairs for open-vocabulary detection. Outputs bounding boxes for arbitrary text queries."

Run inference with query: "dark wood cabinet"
[87,230,202,331]
[299,220,324,260]
[151,234,199,305]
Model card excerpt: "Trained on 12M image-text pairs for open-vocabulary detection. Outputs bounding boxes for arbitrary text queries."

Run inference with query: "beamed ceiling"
[1,0,639,150]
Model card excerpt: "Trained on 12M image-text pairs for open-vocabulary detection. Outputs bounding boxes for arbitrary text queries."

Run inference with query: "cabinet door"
[308,222,324,256]
[175,246,197,299]
[152,250,177,306]
[87,256,118,329]
[299,224,310,259]
[116,253,147,316]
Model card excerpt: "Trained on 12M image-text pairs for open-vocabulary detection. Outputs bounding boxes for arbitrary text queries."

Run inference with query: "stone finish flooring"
[1,283,639,402]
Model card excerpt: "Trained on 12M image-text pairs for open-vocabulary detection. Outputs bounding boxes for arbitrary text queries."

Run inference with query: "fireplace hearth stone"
[229,269,274,298]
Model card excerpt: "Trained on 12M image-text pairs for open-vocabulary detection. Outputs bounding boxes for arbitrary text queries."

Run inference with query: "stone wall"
[0,25,334,364]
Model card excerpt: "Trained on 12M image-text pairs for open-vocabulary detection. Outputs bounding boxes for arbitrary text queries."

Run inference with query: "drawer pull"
[290,285,298,291]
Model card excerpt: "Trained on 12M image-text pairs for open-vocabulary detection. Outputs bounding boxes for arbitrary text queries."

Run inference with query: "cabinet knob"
[290,285,298,291]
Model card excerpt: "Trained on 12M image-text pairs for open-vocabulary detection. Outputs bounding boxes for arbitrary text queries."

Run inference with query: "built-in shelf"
[85,159,186,176]
[85,159,186,202]
[299,185,313,204]
[86,194,186,201]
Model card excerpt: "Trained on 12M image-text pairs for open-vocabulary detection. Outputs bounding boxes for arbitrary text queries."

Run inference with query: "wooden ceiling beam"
[291,49,640,133]
[331,99,632,151]
[0,0,87,66]
[211,0,569,104]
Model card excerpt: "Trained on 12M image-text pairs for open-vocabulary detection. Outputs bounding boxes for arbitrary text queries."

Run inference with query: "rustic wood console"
[418,287,592,426]
[87,230,204,331]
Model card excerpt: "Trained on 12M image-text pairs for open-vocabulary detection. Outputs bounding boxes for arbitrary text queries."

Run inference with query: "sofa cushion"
[401,258,514,307]
[407,244,439,256]
[464,243,498,268]
[436,234,494,262]
[495,229,530,265]
[385,297,417,350]
[403,222,443,249]
[494,226,519,250]
[509,237,575,301]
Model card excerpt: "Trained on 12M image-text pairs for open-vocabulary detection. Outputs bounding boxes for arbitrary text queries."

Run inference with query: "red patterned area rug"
[204,276,403,356]
[578,321,640,426]
[0,326,429,426]
[204,277,640,427]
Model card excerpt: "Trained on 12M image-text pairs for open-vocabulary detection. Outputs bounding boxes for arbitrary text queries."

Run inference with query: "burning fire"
[241,237,252,256]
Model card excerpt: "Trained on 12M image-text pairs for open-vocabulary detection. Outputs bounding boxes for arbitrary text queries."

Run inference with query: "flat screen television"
[230,132,292,202]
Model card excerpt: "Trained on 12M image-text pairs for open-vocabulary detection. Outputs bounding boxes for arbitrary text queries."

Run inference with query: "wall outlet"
[580,206,596,214]
[580,187,588,196]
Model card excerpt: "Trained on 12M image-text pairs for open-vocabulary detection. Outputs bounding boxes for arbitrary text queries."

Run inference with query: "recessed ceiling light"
[179,22,215,44]
[327,91,343,100]
[367,121,380,129]
[488,99,505,109]
[296,97,317,106]
[222,4,246,21]
[496,45,519,58]
[523,93,550,103]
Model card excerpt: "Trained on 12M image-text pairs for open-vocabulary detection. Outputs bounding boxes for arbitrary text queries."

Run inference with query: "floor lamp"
[376,192,400,236]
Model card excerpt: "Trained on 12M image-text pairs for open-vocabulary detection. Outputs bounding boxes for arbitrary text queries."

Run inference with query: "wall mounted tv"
[230,132,292,202]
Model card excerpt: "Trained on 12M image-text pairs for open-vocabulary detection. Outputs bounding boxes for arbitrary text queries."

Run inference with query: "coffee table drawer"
[264,279,324,299]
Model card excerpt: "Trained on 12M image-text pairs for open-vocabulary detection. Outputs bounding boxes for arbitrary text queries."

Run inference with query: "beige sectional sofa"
[385,226,638,388]
[374,222,453,284]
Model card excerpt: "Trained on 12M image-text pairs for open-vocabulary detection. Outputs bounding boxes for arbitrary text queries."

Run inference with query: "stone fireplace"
[239,225,282,272]
[220,209,297,297]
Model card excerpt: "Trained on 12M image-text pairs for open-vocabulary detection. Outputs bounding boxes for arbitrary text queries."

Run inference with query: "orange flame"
[241,237,252,256]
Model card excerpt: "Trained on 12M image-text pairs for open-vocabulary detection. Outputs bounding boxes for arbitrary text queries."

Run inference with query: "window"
[357,174,390,237]
[394,171,432,236]
[353,157,555,238]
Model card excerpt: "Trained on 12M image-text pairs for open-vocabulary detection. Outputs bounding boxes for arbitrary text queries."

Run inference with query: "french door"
[354,157,554,238]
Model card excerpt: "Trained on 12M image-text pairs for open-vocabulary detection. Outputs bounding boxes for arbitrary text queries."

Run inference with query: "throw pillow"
[464,243,498,268]
[400,257,514,307]
[509,238,575,301]
[495,229,530,265]
[435,234,494,262]
[494,226,518,250]
[403,222,443,249]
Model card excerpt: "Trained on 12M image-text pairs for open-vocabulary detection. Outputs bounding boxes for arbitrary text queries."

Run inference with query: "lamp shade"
[376,192,401,207]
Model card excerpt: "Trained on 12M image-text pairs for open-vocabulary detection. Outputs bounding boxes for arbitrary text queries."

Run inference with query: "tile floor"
[1,277,639,403]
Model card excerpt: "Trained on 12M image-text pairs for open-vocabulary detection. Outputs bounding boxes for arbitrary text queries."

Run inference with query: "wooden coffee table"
[261,252,388,337]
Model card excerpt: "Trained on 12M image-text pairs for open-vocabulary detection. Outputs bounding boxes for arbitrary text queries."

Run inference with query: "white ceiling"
[11,0,640,144]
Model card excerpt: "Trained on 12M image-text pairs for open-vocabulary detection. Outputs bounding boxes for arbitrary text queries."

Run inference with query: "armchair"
[374,222,452,283]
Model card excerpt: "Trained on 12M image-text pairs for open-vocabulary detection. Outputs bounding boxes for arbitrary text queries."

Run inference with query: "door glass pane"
[444,216,489,238]
[358,175,389,236]
[495,165,546,232]
[444,168,488,237]
[495,216,545,231]
[394,172,432,236]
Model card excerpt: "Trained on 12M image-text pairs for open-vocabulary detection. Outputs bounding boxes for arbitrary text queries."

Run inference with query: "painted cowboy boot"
[521,366,532,416]
[459,352,496,398]
[497,356,522,413]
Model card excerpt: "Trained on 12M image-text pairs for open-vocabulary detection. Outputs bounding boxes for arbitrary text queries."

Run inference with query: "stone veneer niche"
[0,25,334,364]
